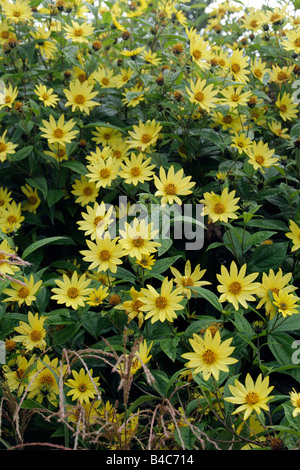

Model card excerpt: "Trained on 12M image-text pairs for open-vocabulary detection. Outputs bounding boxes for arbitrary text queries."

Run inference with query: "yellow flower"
[91,126,122,147]
[282,27,300,54]
[0,186,13,210]
[21,184,41,213]
[186,77,219,112]
[219,85,252,110]
[0,200,25,234]
[3,0,33,23]
[216,261,260,311]
[250,57,270,83]
[230,132,253,154]
[141,49,162,66]
[189,35,212,71]
[0,130,18,162]
[275,93,298,122]
[286,220,300,252]
[0,83,18,109]
[77,201,114,240]
[64,20,94,43]
[182,329,238,381]
[115,286,145,327]
[34,84,59,108]
[40,114,79,146]
[94,66,118,88]
[229,49,250,83]
[118,340,153,375]
[138,277,184,323]
[28,355,66,404]
[86,285,109,306]
[3,355,36,394]
[119,218,160,260]
[200,187,240,223]
[3,275,42,306]
[122,84,146,108]
[127,120,162,152]
[246,140,279,173]
[272,290,299,318]
[0,239,20,277]
[66,368,100,404]
[71,175,99,206]
[119,153,155,186]
[170,260,211,299]
[86,156,120,188]
[270,65,294,85]
[63,79,98,115]
[154,165,195,206]
[290,388,300,417]
[115,67,135,88]
[30,25,57,59]
[80,233,124,273]
[268,120,290,140]
[44,143,68,162]
[13,311,47,351]
[225,373,274,420]
[136,254,156,271]
[51,270,92,310]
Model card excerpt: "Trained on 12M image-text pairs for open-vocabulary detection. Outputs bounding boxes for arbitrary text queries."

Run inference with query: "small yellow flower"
[286,220,300,252]
[13,311,47,351]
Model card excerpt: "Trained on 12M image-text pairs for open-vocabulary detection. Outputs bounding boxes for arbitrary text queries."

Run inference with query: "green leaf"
[268,331,300,382]
[247,242,288,273]
[60,160,87,175]
[22,236,74,259]
[26,176,48,199]
[10,145,33,162]
[244,231,277,248]
[188,286,223,312]
[160,336,180,362]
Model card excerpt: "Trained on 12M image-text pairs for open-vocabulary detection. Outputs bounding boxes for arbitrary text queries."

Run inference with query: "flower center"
[42,93,49,100]
[78,73,86,82]
[5,96,12,103]
[231,93,240,102]
[1,31,9,39]
[245,391,260,405]
[250,20,258,28]
[141,133,152,144]
[18,286,30,298]
[132,236,144,247]
[270,287,279,296]
[78,383,87,392]
[231,63,240,74]
[7,215,17,224]
[254,69,262,78]
[193,50,202,60]
[132,299,143,311]
[74,28,83,36]
[101,77,109,85]
[277,71,288,81]
[229,281,242,294]
[0,142,7,152]
[100,168,110,179]
[28,195,38,205]
[155,295,168,309]
[223,115,233,124]
[13,10,21,17]
[294,38,300,47]
[130,166,141,177]
[40,373,54,386]
[181,276,194,286]
[99,249,111,261]
[279,104,287,113]
[54,129,64,139]
[67,287,79,298]
[83,186,93,196]
[164,183,176,195]
[113,150,122,159]
[213,202,225,214]
[255,155,264,165]
[30,330,42,342]
[74,94,85,104]
[194,91,204,102]
[202,348,217,364]
[94,215,104,227]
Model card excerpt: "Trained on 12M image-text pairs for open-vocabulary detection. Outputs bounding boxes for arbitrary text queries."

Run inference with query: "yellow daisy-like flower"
[30,25,57,60]
[0,186,13,209]
[200,187,240,223]
[3,275,42,306]
[170,260,211,299]
[92,126,122,147]
[0,239,20,277]
[186,77,218,112]
[122,84,146,108]
[290,388,300,417]
[86,156,120,189]
[63,79,98,115]
[250,57,270,83]
[189,35,212,71]
[141,49,162,66]
[0,130,18,162]
[0,83,18,109]
[20,183,41,213]
[119,153,155,186]
[66,368,100,404]
[270,65,294,85]
[216,261,260,311]
[127,120,162,152]
[3,355,36,395]
[272,290,299,318]
[85,146,114,165]
[285,220,300,252]
[136,254,156,271]
[109,138,130,162]
[80,233,124,273]
[115,67,135,88]
[282,27,300,54]
[64,20,94,43]
[256,268,297,319]
[154,165,195,206]
[219,85,252,110]
[182,329,238,381]
[13,311,47,351]
[225,373,274,420]
[94,66,119,88]
[268,120,290,140]
[115,286,145,327]
[3,0,33,24]
[246,140,279,173]
[34,84,59,108]
[44,143,68,163]
[51,271,92,310]
[275,92,298,122]
[71,175,99,207]
[40,114,79,146]
[0,200,25,234]
[138,277,184,323]
[27,355,66,404]
[77,201,114,240]
[229,49,250,83]
[117,340,153,375]
[86,285,109,306]
[119,218,160,261]
[230,132,253,154]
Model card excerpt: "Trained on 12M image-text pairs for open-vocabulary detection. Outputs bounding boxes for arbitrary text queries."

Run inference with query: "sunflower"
[272,290,299,318]
[117,340,153,375]
[256,268,297,319]
[275,92,298,121]
[189,35,212,71]
[138,277,184,323]
[2,275,42,306]
[282,27,300,54]
[20,183,41,213]
[270,65,294,85]
[229,49,250,83]
[71,176,99,206]
[0,130,18,162]
[34,84,59,108]
[80,233,124,273]
[77,201,114,240]
[285,220,300,252]
[0,239,20,277]
[63,79,98,115]
[154,165,195,206]
[186,77,219,112]
[200,187,240,223]
[66,368,101,404]
[115,286,145,327]
[268,120,290,140]
[40,114,79,146]
[219,85,252,110]
[181,329,238,381]
[64,20,94,43]
[119,218,160,260]
[115,67,135,88]
[170,260,211,299]
[250,57,270,83]
[91,126,122,147]
[127,119,162,152]
[246,140,279,173]
[136,254,156,271]
[3,355,36,395]
[225,373,274,420]
[290,388,300,417]
[86,285,109,306]
[44,143,68,163]
[216,261,260,311]
[13,311,47,351]
[0,200,25,234]
[119,153,155,186]
[51,271,92,310]
[0,83,18,109]
[3,0,33,24]
[86,156,120,188]
[230,132,253,154]
[94,66,118,88]
[27,355,66,404]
